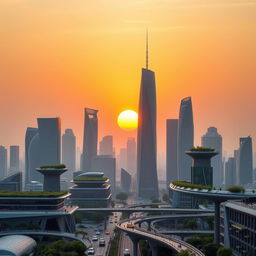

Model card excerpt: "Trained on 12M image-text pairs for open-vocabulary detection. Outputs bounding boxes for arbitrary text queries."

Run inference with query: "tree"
[204,243,219,256]
[216,247,232,256]
[176,249,196,256]
[74,212,83,224]
[116,192,128,202]
[183,219,198,230]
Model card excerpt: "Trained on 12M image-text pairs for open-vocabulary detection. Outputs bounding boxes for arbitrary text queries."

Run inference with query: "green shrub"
[227,186,245,193]
[216,247,232,256]
[190,146,215,152]
[40,164,66,169]
[0,190,68,197]
[73,177,107,181]
[172,181,212,190]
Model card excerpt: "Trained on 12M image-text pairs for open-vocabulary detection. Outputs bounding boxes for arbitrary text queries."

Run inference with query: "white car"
[124,248,130,256]
[95,231,100,235]
[92,235,98,241]
[87,247,95,255]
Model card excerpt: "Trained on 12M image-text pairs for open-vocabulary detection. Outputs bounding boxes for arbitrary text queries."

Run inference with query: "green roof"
[40,164,66,169]
[73,177,108,182]
[0,190,68,197]
[190,146,215,152]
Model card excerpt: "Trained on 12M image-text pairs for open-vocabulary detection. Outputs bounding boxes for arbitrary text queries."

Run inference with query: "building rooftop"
[0,235,36,256]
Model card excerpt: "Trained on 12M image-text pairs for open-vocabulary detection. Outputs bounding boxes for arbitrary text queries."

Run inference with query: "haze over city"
[1,0,256,158]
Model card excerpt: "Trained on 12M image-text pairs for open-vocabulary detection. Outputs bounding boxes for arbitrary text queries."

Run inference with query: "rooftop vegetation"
[190,146,215,152]
[0,190,68,197]
[40,164,66,169]
[227,186,245,193]
[73,177,108,181]
[172,181,212,190]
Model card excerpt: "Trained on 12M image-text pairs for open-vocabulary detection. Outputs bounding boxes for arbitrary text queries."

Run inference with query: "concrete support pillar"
[130,237,139,256]
[104,215,107,230]
[214,201,220,246]
[149,241,158,256]
[147,221,151,231]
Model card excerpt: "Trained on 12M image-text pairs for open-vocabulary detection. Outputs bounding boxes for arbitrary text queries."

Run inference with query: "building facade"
[126,137,136,176]
[10,145,19,173]
[166,119,178,190]
[177,97,194,182]
[62,129,76,182]
[0,146,7,180]
[121,168,132,192]
[99,135,114,156]
[225,157,236,188]
[81,108,98,172]
[137,67,159,199]
[202,127,223,187]
[238,137,253,187]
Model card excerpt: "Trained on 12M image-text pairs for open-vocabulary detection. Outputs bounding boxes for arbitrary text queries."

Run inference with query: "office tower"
[99,135,114,156]
[137,34,159,199]
[0,146,7,179]
[92,155,116,195]
[25,118,61,184]
[121,168,132,192]
[25,127,40,184]
[238,136,253,186]
[126,137,136,175]
[177,97,194,181]
[202,127,223,187]
[224,157,236,188]
[119,148,127,170]
[81,108,98,172]
[10,145,19,173]
[62,129,76,182]
[166,119,178,190]
[37,118,61,166]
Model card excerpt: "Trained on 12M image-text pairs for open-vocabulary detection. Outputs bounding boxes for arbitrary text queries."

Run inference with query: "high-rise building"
[121,168,132,192]
[92,155,116,195]
[119,148,127,170]
[177,97,194,181]
[99,135,114,156]
[62,129,76,182]
[25,118,61,184]
[25,127,40,184]
[137,35,159,199]
[224,157,236,188]
[126,137,136,176]
[238,136,253,186]
[10,145,19,173]
[202,127,223,187]
[166,119,178,190]
[81,108,98,172]
[37,118,61,166]
[0,146,7,179]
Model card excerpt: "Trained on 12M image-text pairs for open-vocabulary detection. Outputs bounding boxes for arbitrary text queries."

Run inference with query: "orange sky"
[0,0,256,163]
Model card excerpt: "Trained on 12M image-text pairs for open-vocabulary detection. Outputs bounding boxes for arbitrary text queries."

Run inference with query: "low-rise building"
[69,172,111,207]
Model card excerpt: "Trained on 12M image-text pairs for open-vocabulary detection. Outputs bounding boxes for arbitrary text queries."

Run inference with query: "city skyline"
[1,1,256,157]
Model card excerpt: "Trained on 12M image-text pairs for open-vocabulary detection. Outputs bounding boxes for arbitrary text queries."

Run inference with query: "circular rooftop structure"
[0,235,37,256]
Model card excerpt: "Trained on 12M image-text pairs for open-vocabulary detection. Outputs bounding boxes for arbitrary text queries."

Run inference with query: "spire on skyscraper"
[146,29,148,69]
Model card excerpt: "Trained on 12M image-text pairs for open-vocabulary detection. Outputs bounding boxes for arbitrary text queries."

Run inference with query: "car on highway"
[99,238,105,247]
[87,247,95,255]
[92,235,98,241]
[105,231,110,235]
[123,248,130,256]
[126,223,134,228]
[95,231,100,235]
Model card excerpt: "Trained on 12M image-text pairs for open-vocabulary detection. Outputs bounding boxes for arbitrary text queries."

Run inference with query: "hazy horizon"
[1,0,256,159]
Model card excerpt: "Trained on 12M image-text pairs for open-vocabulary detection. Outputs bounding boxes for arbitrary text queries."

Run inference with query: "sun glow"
[117,110,138,131]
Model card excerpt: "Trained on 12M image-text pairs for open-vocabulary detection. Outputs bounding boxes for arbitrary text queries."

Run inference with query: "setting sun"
[117,110,138,131]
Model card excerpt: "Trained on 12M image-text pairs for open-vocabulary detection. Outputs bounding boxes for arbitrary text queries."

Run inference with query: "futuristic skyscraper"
[81,108,98,172]
[177,97,194,181]
[137,34,159,199]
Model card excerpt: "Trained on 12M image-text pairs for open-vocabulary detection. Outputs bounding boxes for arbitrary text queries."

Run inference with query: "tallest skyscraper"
[137,33,159,199]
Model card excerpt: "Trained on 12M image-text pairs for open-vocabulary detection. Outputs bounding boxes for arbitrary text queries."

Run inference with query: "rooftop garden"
[172,181,247,193]
[190,146,215,152]
[40,164,66,169]
[172,181,212,190]
[227,186,245,193]
[73,177,108,182]
[0,190,68,197]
